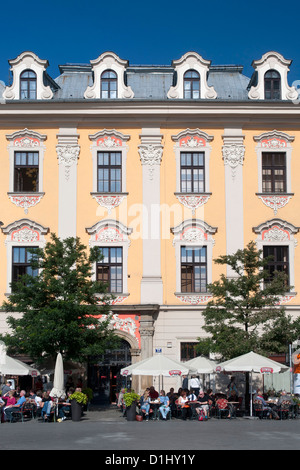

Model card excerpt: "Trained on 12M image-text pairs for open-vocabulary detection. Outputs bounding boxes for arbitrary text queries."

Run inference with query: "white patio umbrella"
[215,351,289,417]
[121,354,196,377]
[185,356,217,374]
[0,341,40,376]
[50,353,66,400]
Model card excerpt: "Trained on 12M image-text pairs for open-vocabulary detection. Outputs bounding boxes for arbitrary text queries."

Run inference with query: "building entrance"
[87,339,131,405]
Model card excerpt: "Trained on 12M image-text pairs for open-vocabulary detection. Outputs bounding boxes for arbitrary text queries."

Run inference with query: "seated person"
[254,389,279,419]
[149,386,159,400]
[177,390,191,420]
[158,390,170,420]
[4,390,26,422]
[227,390,239,418]
[195,390,210,420]
[140,389,151,421]
[57,393,72,422]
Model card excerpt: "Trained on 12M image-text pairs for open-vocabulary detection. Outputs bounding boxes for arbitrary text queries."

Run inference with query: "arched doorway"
[87,339,132,405]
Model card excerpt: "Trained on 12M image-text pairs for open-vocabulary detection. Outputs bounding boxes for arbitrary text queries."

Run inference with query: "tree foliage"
[0,234,119,363]
[196,241,300,360]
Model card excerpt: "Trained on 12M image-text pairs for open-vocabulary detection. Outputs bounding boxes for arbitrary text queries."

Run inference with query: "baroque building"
[0,50,299,400]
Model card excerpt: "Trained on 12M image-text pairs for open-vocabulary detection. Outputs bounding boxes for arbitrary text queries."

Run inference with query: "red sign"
[260,367,273,373]
[169,370,182,376]
[122,370,129,376]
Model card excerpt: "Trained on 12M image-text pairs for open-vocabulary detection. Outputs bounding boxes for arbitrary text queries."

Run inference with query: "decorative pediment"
[254,130,294,147]
[1,219,49,243]
[171,219,217,246]
[6,128,47,146]
[248,51,298,101]
[89,129,130,147]
[253,218,299,245]
[84,51,134,99]
[86,219,133,245]
[3,51,54,100]
[167,52,217,99]
[172,129,214,147]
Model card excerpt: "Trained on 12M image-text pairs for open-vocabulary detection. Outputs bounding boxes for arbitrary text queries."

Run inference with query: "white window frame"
[86,219,133,296]
[171,219,217,303]
[1,219,49,294]
[253,218,298,297]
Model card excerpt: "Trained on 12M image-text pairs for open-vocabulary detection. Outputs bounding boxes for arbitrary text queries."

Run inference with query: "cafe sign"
[169,370,182,376]
[260,367,273,374]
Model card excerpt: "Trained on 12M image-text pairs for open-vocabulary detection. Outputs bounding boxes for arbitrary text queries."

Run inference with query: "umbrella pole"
[250,371,253,417]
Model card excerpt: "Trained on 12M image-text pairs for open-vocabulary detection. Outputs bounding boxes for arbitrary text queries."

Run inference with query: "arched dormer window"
[184,70,200,99]
[20,69,37,100]
[101,70,117,99]
[264,69,281,100]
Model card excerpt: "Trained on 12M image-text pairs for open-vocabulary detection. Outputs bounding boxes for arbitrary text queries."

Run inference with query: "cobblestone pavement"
[1,406,300,451]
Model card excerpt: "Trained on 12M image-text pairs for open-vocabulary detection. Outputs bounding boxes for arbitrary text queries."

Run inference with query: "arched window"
[101,70,117,99]
[20,70,37,99]
[264,70,281,99]
[184,70,200,99]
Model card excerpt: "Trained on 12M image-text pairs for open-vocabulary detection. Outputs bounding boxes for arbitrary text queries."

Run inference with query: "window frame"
[96,246,123,293]
[20,69,37,100]
[13,151,39,193]
[183,69,200,99]
[180,245,207,293]
[263,245,289,285]
[180,151,205,193]
[100,69,118,99]
[12,245,38,289]
[261,151,286,194]
[264,69,281,100]
[97,150,122,193]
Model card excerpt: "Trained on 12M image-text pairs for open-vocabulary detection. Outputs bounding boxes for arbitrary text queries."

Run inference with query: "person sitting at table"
[158,390,170,420]
[140,389,151,421]
[255,389,279,419]
[195,389,210,420]
[177,389,191,420]
[227,389,240,418]
[4,390,26,422]
[149,386,159,400]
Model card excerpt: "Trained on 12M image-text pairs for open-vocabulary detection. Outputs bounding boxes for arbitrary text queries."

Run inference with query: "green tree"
[0,234,119,363]
[196,241,299,360]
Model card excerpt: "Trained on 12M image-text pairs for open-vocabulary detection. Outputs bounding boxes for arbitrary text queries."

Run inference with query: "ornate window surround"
[248,51,298,101]
[254,130,294,214]
[84,51,134,99]
[167,52,217,100]
[172,129,213,214]
[171,219,217,304]
[3,51,54,100]
[1,218,49,294]
[89,129,130,214]
[86,219,133,299]
[6,129,47,213]
[253,218,299,299]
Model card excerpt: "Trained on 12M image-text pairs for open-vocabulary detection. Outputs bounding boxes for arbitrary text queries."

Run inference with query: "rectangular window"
[180,152,205,193]
[262,152,286,193]
[14,151,39,192]
[263,245,289,285]
[180,342,198,362]
[96,247,123,293]
[12,246,38,288]
[97,151,122,192]
[181,246,207,292]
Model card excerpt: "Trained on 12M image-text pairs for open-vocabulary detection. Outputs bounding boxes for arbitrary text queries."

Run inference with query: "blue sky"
[0,0,299,87]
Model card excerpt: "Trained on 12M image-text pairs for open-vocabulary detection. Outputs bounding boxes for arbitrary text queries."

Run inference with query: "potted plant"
[123,391,140,421]
[69,391,88,421]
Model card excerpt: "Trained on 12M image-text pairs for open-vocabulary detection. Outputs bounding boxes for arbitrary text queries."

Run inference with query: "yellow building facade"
[0,50,299,399]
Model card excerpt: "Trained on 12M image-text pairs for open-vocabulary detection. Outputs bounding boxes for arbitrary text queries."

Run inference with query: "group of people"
[253,389,296,419]
[0,379,75,422]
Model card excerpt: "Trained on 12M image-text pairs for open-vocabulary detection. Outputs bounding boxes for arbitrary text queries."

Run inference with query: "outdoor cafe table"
[149,401,160,419]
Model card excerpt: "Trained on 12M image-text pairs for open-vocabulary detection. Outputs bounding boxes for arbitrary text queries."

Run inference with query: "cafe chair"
[252,400,269,419]
[279,401,293,420]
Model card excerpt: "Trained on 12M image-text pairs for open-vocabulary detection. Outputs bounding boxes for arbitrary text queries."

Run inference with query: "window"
[181,342,198,362]
[12,246,38,288]
[184,70,200,99]
[181,246,207,292]
[20,70,37,100]
[180,152,205,193]
[263,245,289,285]
[14,151,39,192]
[262,152,286,193]
[264,70,281,100]
[97,151,122,192]
[97,247,123,293]
[101,70,117,99]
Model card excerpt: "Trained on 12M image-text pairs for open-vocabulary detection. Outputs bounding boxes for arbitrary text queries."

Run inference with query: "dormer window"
[20,70,37,100]
[101,70,117,99]
[264,70,281,100]
[184,70,200,99]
